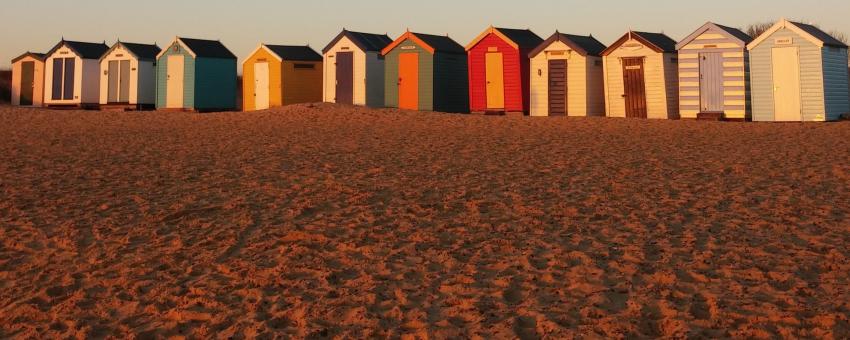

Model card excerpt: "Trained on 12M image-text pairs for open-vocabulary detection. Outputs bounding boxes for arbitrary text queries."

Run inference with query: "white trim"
[747,19,826,50]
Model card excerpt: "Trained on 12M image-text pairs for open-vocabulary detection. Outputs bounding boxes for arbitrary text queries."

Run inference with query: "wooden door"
[622,57,647,118]
[335,52,354,105]
[398,53,419,110]
[485,53,505,110]
[166,55,185,108]
[771,47,802,121]
[548,59,567,116]
[62,58,75,100]
[20,61,34,106]
[119,60,131,103]
[699,52,724,112]
[108,60,120,103]
[51,59,63,100]
[254,62,270,110]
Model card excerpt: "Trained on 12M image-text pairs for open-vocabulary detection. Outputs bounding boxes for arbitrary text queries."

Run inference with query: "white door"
[166,55,185,108]
[771,47,802,121]
[254,62,270,110]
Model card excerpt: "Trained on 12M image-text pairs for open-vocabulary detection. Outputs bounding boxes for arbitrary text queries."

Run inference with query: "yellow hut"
[243,44,323,111]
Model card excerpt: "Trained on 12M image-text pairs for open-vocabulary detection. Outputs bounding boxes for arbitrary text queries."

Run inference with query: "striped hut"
[676,22,752,121]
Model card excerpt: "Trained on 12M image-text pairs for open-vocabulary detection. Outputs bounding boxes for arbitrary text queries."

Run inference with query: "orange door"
[398,53,419,110]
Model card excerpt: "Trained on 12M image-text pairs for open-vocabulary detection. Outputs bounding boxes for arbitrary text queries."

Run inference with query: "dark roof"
[529,32,607,58]
[790,21,848,48]
[412,33,465,53]
[179,38,236,59]
[119,42,161,60]
[322,30,393,54]
[46,40,109,59]
[264,45,322,61]
[714,24,754,44]
[631,31,678,53]
[12,52,45,64]
[495,27,544,49]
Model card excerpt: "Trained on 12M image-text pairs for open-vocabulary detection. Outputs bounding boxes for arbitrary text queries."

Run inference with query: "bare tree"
[745,22,775,38]
[828,30,849,44]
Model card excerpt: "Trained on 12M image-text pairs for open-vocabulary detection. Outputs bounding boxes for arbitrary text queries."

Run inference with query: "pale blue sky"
[2,0,849,70]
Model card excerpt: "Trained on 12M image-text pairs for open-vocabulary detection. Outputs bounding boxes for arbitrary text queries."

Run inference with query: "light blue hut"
[747,19,849,122]
[156,37,237,111]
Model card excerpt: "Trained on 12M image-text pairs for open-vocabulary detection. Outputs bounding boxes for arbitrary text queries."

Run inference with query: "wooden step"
[697,111,724,121]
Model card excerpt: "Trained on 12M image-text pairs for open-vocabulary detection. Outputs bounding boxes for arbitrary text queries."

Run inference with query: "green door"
[20,61,34,106]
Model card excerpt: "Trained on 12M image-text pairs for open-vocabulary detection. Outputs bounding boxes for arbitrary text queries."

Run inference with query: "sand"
[1,104,849,338]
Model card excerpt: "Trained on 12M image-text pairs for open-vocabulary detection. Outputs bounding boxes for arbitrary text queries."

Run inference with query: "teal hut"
[156,37,237,111]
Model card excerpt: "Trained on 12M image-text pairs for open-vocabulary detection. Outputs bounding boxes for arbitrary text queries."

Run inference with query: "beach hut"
[602,31,679,119]
[242,44,323,111]
[322,30,393,107]
[528,32,607,117]
[43,40,110,108]
[11,52,45,107]
[676,22,753,120]
[99,41,161,110]
[381,31,469,113]
[156,37,237,112]
[466,26,543,115]
[747,19,849,121]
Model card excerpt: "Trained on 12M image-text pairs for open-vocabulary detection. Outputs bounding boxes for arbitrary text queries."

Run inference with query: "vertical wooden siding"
[433,52,469,113]
[585,57,606,116]
[365,52,385,108]
[750,28,824,121]
[243,48,282,111]
[604,40,673,119]
[156,42,195,109]
[468,34,524,112]
[194,58,237,110]
[678,29,749,119]
[384,39,434,111]
[821,47,850,120]
[281,60,323,105]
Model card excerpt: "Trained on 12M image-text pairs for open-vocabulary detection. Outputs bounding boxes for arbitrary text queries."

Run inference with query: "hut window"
[294,63,315,69]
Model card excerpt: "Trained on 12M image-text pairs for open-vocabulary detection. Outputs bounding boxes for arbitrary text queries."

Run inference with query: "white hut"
[529,32,607,116]
[44,40,109,108]
[99,41,161,110]
[602,31,679,119]
[322,30,393,107]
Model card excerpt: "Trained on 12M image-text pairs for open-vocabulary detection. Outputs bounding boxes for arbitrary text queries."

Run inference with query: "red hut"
[466,26,543,115]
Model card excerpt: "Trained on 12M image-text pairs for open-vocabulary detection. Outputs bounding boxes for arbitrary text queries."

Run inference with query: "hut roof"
[529,32,607,58]
[322,30,393,54]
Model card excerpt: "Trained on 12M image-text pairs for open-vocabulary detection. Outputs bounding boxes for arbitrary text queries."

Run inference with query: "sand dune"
[0,104,849,338]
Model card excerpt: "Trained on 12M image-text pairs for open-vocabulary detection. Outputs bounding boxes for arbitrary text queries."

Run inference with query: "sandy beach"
[1,104,849,338]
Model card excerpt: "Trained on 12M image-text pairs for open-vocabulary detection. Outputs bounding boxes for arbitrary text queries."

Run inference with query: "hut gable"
[322,30,393,54]
[12,52,45,64]
[529,32,607,58]
[603,31,677,56]
[748,19,848,50]
[100,42,161,62]
[382,32,465,55]
[466,27,543,51]
[46,40,109,59]
[676,22,751,50]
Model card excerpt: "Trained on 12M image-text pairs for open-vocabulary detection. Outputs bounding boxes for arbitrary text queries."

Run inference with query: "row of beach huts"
[10,19,850,121]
